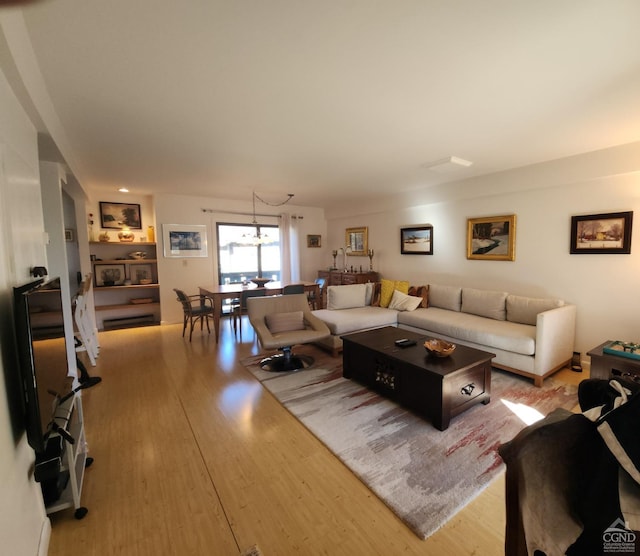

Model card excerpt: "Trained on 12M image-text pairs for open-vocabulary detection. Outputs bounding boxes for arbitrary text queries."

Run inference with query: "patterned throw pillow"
[380,279,410,308]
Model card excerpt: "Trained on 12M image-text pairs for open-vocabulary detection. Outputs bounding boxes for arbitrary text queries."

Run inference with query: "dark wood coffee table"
[342,327,495,430]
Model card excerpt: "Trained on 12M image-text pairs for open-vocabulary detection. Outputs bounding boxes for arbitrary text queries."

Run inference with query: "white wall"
[0,67,50,556]
[154,193,327,324]
[324,145,640,361]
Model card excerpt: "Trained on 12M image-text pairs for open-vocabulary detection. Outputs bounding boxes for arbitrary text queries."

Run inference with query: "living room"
[2,2,640,555]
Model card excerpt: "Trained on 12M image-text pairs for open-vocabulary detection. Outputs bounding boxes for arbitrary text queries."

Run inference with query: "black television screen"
[13,278,72,455]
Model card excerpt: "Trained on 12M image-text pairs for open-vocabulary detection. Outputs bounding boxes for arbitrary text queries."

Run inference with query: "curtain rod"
[201,208,303,219]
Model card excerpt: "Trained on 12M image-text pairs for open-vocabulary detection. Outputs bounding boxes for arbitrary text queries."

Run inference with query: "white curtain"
[279,213,300,283]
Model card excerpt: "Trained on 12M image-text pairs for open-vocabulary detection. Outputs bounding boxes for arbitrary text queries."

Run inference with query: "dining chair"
[232,289,267,335]
[173,288,215,341]
[282,284,305,295]
[307,277,325,309]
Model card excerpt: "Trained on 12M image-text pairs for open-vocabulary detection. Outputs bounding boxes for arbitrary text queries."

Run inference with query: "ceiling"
[7,1,640,208]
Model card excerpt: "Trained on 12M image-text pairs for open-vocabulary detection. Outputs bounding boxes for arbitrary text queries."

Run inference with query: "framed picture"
[131,264,153,285]
[400,225,433,255]
[99,202,142,230]
[467,215,516,261]
[345,226,368,256]
[307,234,321,248]
[570,211,633,254]
[163,224,208,258]
[94,264,126,287]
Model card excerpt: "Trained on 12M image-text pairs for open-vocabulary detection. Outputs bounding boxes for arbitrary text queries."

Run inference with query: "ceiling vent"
[422,156,473,173]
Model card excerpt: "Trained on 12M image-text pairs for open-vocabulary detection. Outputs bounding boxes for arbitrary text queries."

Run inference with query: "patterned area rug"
[242,346,578,539]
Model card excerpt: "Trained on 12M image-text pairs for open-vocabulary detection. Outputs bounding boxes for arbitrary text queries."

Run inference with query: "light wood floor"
[47,319,585,555]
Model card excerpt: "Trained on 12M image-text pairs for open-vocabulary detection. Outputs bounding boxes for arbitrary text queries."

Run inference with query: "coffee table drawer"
[447,365,488,410]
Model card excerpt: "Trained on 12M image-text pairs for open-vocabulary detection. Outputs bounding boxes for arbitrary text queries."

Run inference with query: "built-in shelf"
[90,241,160,330]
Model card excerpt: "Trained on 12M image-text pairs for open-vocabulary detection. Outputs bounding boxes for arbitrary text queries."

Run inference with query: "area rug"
[242,346,578,539]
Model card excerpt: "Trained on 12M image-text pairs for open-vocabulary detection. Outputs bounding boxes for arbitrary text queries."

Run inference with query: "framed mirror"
[345,227,368,256]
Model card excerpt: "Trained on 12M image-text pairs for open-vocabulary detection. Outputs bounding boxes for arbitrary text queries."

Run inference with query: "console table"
[317,270,378,308]
[587,341,640,383]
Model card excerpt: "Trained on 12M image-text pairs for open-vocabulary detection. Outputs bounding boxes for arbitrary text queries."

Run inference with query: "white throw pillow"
[388,289,422,312]
[327,284,367,310]
[265,311,305,333]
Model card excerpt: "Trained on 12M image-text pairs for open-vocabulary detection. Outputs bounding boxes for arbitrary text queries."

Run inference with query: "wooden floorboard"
[47,319,585,555]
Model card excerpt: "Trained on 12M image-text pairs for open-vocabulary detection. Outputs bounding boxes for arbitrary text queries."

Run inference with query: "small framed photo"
[64,228,75,242]
[163,224,208,258]
[570,211,633,254]
[400,225,433,255]
[94,264,126,287]
[99,202,142,230]
[131,264,153,284]
[467,215,516,261]
[307,234,321,248]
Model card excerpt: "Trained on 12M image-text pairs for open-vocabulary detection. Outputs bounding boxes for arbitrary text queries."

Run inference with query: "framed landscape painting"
[163,224,208,258]
[99,201,142,230]
[467,215,516,261]
[400,226,433,255]
[570,211,633,254]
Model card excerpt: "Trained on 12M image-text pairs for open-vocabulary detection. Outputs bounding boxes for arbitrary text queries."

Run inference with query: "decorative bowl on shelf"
[128,251,147,259]
[118,230,135,242]
[250,277,271,287]
[424,338,456,358]
[139,278,152,285]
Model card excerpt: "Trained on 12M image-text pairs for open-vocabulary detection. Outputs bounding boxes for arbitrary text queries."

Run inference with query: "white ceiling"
[10,0,640,207]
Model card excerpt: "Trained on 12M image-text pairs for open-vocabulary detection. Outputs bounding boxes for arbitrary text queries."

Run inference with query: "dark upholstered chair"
[247,293,330,372]
[282,283,305,295]
[232,288,267,334]
[173,288,214,341]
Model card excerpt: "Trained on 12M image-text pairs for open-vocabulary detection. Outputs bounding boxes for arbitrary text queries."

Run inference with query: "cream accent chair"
[247,293,330,372]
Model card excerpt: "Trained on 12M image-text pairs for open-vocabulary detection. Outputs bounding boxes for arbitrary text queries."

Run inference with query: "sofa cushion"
[507,294,565,325]
[327,284,367,310]
[380,279,410,308]
[388,290,422,312]
[428,284,462,312]
[313,306,398,335]
[408,285,428,308]
[462,287,508,321]
[398,307,536,355]
[265,311,305,333]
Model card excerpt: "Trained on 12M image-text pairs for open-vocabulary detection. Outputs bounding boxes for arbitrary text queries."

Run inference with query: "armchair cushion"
[266,311,305,334]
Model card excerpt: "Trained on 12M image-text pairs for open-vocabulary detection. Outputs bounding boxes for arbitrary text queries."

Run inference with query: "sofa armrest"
[534,304,576,375]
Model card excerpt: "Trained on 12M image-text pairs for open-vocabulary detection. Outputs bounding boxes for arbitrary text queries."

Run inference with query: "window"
[216,223,281,285]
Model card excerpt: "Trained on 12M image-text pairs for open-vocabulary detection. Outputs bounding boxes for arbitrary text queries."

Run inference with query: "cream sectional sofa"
[312,282,576,387]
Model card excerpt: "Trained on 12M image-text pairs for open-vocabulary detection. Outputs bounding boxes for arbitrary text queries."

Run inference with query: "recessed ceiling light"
[422,156,473,173]
[118,187,129,193]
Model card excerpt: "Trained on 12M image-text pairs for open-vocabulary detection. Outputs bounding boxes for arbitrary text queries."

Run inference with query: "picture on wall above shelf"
[99,201,142,230]
[570,211,633,254]
[163,224,208,258]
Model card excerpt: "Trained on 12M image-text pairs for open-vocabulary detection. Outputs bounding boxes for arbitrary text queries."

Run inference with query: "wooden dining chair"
[282,284,305,295]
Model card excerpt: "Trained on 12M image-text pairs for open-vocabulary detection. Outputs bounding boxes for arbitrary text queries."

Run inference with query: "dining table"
[198,281,320,343]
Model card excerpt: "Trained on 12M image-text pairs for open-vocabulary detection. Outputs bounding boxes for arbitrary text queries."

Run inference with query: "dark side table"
[587,341,640,383]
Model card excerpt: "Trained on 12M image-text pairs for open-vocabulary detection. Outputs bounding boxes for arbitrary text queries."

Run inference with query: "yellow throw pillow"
[380,279,410,308]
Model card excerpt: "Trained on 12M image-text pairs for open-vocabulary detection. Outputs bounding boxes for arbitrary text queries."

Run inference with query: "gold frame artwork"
[345,227,368,256]
[467,215,516,261]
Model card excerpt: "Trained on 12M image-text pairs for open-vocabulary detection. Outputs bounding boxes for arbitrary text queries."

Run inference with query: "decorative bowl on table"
[424,338,456,357]
[250,277,271,287]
